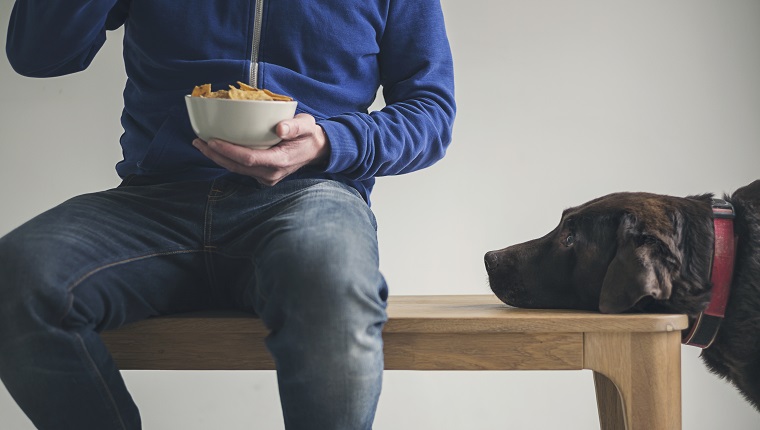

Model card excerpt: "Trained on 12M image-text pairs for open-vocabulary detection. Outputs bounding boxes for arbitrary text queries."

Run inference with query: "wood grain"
[102,294,688,429]
[585,331,682,430]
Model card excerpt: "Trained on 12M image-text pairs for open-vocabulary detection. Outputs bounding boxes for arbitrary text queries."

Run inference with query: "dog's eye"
[564,235,575,246]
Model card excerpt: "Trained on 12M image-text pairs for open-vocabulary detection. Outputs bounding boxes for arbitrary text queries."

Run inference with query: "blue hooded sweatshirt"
[6,0,456,203]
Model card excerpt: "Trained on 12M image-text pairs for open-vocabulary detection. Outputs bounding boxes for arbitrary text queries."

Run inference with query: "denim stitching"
[51,247,204,428]
[203,182,218,291]
[203,177,240,301]
[65,249,202,293]
[74,332,129,430]
[206,177,240,202]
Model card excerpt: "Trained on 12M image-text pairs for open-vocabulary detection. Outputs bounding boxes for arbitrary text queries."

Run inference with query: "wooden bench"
[102,295,688,430]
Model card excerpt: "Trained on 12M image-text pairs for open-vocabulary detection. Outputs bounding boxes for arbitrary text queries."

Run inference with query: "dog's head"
[485,192,714,314]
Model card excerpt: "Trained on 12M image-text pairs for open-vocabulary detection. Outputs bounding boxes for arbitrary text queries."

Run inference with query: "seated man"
[0,0,456,429]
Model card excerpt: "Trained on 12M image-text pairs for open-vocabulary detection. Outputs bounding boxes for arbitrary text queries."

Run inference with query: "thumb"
[276,119,298,139]
[277,114,313,139]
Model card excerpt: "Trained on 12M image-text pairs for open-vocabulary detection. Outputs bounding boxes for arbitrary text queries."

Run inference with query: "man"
[0,0,456,429]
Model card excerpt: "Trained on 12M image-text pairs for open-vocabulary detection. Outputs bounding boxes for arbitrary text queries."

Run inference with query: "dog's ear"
[598,213,678,313]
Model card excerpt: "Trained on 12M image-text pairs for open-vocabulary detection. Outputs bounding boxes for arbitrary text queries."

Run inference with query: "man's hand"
[193,113,330,186]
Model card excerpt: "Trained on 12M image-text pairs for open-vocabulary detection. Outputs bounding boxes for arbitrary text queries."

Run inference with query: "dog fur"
[485,179,760,409]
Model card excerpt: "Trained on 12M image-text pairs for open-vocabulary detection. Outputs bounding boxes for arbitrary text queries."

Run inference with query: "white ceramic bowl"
[185,95,298,148]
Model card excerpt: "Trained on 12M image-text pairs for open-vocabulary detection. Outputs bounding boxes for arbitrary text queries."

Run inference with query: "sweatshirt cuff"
[317,118,360,175]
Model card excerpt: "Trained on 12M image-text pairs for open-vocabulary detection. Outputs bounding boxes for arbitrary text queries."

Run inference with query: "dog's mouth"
[486,271,533,308]
[489,285,517,307]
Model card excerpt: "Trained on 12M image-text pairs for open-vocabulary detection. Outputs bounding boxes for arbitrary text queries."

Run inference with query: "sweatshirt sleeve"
[318,0,456,181]
[6,0,128,77]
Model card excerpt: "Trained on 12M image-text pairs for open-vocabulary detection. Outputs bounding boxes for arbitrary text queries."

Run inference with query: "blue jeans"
[0,175,388,430]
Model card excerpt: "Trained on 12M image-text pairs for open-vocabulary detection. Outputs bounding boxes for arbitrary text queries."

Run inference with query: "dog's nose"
[484,251,500,271]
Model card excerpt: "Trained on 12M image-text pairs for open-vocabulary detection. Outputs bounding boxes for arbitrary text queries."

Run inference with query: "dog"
[484,180,760,410]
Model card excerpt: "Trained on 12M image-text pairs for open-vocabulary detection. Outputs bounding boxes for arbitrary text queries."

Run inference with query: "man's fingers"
[207,139,251,160]
[204,139,280,168]
[195,138,292,174]
[193,139,245,171]
[193,139,283,183]
[191,113,317,184]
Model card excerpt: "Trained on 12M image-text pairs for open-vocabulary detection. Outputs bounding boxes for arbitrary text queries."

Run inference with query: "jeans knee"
[271,240,386,316]
[0,232,71,336]
[256,242,388,357]
[262,264,388,377]
[0,232,35,304]
[259,206,385,311]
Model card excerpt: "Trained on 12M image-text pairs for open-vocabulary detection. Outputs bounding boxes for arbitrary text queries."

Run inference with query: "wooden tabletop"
[113,294,689,335]
[385,295,689,334]
[102,294,687,429]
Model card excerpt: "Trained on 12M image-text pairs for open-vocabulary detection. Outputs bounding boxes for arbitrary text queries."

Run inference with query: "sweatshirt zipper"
[249,0,264,88]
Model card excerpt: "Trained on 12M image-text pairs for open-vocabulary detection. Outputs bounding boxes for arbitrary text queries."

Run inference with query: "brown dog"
[485,180,760,410]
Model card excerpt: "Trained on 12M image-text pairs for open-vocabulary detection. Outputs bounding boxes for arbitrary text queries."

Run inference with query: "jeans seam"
[51,249,201,429]
[204,182,218,294]
[65,249,202,293]
[74,332,128,430]
[207,178,240,202]
[204,190,215,248]
[49,249,204,429]
[202,178,242,299]
[56,249,204,326]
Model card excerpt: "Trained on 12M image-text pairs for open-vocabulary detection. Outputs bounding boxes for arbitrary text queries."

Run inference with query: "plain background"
[1,0,759,428]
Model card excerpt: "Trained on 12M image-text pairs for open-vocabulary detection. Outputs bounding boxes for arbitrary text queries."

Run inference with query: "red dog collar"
[682,199,737,348]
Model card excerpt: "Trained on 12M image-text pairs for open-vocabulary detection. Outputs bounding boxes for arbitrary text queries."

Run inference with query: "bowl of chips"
[185,82,297,149]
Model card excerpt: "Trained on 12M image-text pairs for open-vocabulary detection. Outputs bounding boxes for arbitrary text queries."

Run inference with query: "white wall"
[1,0,759,428]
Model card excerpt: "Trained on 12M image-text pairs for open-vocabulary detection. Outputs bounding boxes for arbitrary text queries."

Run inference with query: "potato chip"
[236,81,258,92]
[206,89,229,99]
[262,89,294,101]
[191,83,212,97]
[190,82,293,101]
[228,87,269,100]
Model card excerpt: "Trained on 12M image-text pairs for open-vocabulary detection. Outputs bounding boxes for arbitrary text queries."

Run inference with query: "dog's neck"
[682,199,737,348]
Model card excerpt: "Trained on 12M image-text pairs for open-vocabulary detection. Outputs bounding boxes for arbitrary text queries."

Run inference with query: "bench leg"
[594,371,626,430]
[585,331,682,430]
